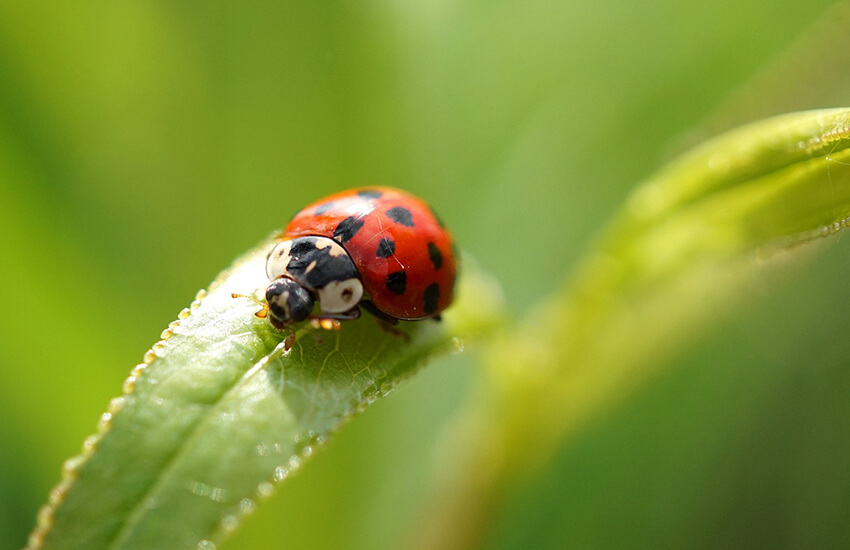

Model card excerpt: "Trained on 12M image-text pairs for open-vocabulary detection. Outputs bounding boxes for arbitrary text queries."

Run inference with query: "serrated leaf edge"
[23,286,211,550]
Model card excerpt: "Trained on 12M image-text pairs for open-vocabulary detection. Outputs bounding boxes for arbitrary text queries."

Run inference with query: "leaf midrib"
[105,338,284,550]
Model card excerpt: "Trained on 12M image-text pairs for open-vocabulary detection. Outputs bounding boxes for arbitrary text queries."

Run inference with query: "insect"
[234,187,457,346]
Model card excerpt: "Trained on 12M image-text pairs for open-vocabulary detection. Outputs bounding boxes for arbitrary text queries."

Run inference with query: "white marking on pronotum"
[314,237,348,257]
[266,240,293,280]
[318,278,363,313]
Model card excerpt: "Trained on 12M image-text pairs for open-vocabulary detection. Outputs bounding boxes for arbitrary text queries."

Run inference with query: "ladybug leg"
[309,308,361,331]
[359,300,399,325]
[232,293,301,351]
[265,317,299,351]
[231,293,270,319]
[359,301,409,342]
[282,326,297,351]
[310,309,362,321]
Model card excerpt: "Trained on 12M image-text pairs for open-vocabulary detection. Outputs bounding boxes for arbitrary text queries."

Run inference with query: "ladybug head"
[265,277,314,329]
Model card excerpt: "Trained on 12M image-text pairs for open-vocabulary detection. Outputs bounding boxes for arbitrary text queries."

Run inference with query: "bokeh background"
[3,1,850,548]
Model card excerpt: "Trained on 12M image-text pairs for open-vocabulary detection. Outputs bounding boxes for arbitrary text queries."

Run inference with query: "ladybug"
[237,187,457,341]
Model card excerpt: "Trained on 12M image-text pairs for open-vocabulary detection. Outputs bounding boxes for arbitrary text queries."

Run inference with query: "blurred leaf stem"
[408,108,850,550]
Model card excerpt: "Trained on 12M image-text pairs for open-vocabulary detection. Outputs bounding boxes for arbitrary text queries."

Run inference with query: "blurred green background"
[3,1,850,548]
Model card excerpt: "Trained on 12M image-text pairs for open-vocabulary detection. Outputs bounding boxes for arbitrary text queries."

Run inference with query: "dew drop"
[209,486,228,502]
[197,540,216,550]
[48,480,71,506]
[108,396,126,414]
[256,481,274,499]
[288,455,302,470]
[27,530,45,549]
[122,376,137,394]
[273,466,289,482]
[62,455,85,477]
[36,505,53,527]
[97,412,112,432]
[190,481,208,496]
[239,498,256,515]
[83,434,101,452]
[220,514,239,532]
[452,337,465,353]
[302,446,314,458]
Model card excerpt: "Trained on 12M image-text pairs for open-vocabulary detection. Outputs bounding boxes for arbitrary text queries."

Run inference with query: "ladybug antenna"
[231,293,270,319]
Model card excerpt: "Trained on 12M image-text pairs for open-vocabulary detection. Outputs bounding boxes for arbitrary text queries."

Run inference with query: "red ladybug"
[242,187,457,337]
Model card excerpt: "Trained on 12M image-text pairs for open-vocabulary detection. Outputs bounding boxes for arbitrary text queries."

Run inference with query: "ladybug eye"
[266,278,314,325]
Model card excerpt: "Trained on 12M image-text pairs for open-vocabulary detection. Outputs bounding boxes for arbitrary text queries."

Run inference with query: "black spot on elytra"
[315,202,335,215]
[386,206,414,227]
[357,189,383,199]
[376,238,395,258]
[386,271,407,295]
[424,283,440,314]
[334,216,364,243]
[427,242,443,270]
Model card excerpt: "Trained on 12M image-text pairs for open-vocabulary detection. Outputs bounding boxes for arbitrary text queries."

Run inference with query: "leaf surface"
[32,238,499,550]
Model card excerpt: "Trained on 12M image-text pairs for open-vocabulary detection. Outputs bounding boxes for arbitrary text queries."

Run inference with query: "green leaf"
[408,107,850,549]
[510,107,850,435]
[29,238,501,550]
